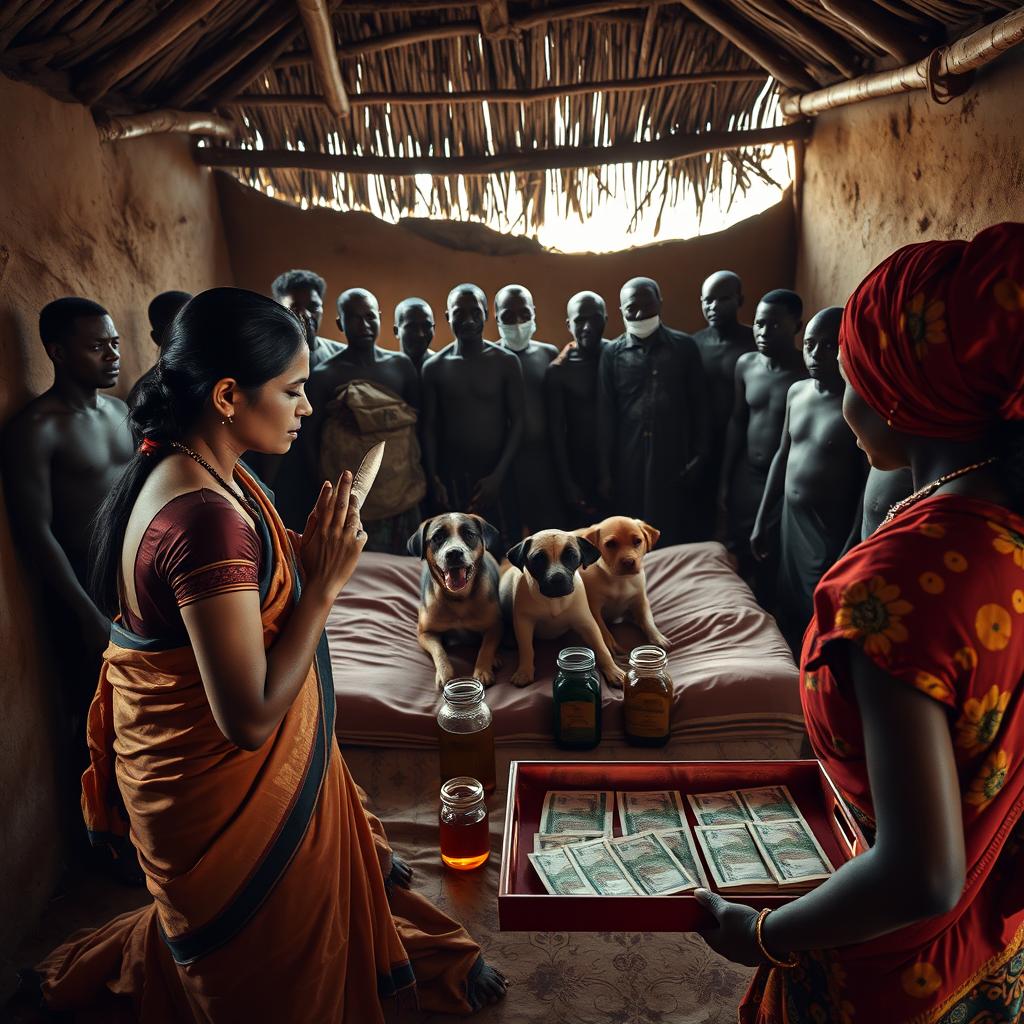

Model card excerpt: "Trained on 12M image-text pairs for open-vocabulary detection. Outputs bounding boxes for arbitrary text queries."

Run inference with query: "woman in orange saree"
[696,223,1024,1022]
[30,289,506,1022]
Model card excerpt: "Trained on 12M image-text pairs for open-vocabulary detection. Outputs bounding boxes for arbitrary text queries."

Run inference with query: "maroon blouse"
[121,490,261,641]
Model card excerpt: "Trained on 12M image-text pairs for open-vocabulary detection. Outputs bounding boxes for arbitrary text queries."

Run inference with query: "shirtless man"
[691,271,755,540]
[271,268,345,371]
[422,283,525,548]
[305,288,421,553]
[496,284,563,533]
[720,288,806,602]
[862,467,914,539]
[394,297,435,375]
[147,290,191,350]
[750,307,867,654]
[545,290,610,527]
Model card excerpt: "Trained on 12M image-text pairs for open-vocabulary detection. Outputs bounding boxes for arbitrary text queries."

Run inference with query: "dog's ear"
[637,519,660,551]
[577,522,602,548]
[506,536,533,569]
[577,536,602,568]
[407,518,432,558]
[470,514,502,557]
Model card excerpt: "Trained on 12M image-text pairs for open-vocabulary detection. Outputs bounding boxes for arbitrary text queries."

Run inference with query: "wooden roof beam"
[744,0,862,79]
[819,0,932,65]
[295,0,349,117]
[95,108,234,143]
[75,0,221,105]
[676,0,817,91]
[478,0,514,39]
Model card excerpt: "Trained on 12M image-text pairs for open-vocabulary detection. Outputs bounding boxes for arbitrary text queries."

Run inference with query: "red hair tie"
[138,437,162,456]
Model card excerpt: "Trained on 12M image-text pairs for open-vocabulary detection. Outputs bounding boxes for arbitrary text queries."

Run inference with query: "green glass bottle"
[553,646,601,750]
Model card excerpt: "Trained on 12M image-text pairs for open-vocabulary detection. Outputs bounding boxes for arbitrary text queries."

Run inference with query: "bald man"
[495,283,563,532]
[545,290,611,526]
[691,270,755,540]
[422,283,525,546]
[394,296,435,375]
[597,276,710,546]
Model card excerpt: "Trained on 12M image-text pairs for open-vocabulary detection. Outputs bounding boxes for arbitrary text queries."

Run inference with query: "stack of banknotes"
[527,786,834,897]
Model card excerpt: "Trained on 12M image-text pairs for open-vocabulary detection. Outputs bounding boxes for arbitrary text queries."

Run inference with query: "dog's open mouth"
[442,565,474,592]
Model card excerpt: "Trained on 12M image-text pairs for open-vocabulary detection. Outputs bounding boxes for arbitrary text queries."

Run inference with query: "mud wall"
[217,173,796,349]
[797,48,1024,311]
[0,74,232,973]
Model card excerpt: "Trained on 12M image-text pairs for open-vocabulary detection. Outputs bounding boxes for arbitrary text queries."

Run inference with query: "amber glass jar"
[623,645,672,747]
[437,678,496,793]
[439,777,490,870]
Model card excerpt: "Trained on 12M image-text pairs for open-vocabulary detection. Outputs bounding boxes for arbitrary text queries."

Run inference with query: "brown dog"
[499,529,626,688]
[407,514,503,689]
[574,516,669,655]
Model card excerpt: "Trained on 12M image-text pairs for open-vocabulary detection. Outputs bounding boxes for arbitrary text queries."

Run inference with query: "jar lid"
[440,776,485,807]
[629,644,667,670]
[556,646,596,673]
[443,678,485,707]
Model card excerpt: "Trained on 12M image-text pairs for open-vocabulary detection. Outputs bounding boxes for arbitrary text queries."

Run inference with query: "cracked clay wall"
[796,47,1024,313]
[0,74,233,974]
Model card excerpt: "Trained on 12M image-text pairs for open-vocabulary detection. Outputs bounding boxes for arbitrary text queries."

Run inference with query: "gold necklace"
[170,441,261,521]
[882,457,998,526]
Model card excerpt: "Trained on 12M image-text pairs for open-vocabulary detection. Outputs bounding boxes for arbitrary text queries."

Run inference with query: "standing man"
[495,284,563,533]
[271,268,345,370]
[422,283,525,547]
[691,270,755,539]
[546,290,610,527]
[147,290,192,350]
[598,276,710,547]
[394,297,435,376]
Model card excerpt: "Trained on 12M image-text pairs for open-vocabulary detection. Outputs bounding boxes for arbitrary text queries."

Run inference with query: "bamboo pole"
[743,0,862,78]
[275,21,480,67]
[95,109,235,143]
[676,0,817,90]
[295,0,350,117]
[819,0,931,65]
[781,6,1024,118]
[75,0,222,105]
[195,121,810,175]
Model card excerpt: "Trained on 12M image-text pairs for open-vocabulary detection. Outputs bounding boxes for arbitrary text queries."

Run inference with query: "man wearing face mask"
[495,284,564,533]
[597,276,710,547]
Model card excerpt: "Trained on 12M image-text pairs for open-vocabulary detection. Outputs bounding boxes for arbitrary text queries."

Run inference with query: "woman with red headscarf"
[695,223,1024,1022]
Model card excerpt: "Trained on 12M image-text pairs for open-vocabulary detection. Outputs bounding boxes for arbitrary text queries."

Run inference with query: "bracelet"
[755,908,799,969]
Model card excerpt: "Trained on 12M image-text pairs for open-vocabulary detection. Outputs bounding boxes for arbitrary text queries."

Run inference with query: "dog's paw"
[650,631,671,651]
[604,665,626,690]
[434,665,455,691]
[473,665,496,688]
[510,667,535,688]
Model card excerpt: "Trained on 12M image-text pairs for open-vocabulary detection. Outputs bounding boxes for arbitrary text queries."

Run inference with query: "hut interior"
[1,1,1023,1020]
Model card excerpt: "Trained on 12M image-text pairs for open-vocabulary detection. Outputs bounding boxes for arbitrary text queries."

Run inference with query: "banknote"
[752,819,834,885]
[695,824,776,890]
[687,790,751,826]
[533,832,602,853]
[606,831,695,895]
[739,785,802,824]
[540,791,615,835]
[654,825,710,890]
[566,838,641,896]
[617,790,688,836]
[528,848,597,895]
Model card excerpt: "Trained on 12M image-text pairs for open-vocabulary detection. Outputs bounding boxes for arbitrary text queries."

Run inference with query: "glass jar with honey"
[623,645,673,747]
[437,678,496,793]
[552,646,601,750]
[439,776,490,870]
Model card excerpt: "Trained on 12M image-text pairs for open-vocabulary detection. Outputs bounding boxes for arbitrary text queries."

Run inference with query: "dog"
[574,516,669,655]
[407,513,503,689]
[498,529,626,689]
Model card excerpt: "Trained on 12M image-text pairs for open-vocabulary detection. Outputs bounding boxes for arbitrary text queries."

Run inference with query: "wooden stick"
[478,0,513,39]
[195,121,810,175]
[210,19,306,104]
[95,109,235,143]
[819,0,930,65]
[275,21,480,67]
[513,0,668,32]
[677,0,817,91]
[638,5,658,72]
[743,0,862,79]
[75,0,221,105]
[295,0,350,117]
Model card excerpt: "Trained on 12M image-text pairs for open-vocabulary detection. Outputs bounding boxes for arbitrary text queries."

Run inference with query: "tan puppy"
[499,529,626,689]
[408,514,503,689]
[575,516,669,655]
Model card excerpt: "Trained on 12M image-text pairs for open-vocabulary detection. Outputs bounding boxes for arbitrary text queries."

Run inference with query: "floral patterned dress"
[741,493,1024,1023]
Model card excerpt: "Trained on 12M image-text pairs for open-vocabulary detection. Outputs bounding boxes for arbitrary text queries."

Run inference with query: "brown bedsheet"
[327,542,802,749]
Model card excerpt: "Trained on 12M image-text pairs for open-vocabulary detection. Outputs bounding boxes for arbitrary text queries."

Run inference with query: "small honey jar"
[623,645,673,747]
[439,776,490,871]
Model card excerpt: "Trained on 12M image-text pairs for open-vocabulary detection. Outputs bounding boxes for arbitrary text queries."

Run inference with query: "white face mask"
[623,313,661,339]
[498,319,536,351]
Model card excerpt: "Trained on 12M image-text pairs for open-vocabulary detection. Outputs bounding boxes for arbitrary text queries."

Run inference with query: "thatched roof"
[0,1,1016,230]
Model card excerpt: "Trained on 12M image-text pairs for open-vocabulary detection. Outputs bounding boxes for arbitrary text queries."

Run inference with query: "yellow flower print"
[915,671,955,703]
[995,278,1024,312]
[920,523,946,539]
[943,551,968,573]
[955,686,1010,756]
[804,671,819,691]
[1014,590,1024,615]
[976,603,1012,652]
[954,646,978,671]
[835,576,913,656]
[901,293,947,359]
[919,571,945,594]
[990,521,1024,569]
[966,748,1010,809]
[902,961,943,998]
[879,328,890,350]
[831,733,851,756]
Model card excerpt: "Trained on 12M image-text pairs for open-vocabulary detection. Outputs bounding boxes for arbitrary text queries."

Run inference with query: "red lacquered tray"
[498,759,867,932]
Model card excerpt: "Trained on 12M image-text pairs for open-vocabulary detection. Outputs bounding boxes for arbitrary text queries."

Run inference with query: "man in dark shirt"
[598,277,710,547]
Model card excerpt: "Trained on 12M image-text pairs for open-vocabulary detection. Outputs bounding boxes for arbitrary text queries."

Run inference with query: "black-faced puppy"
[498,529,626,689]
[408,513,503,689]
[575,516,669,655]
